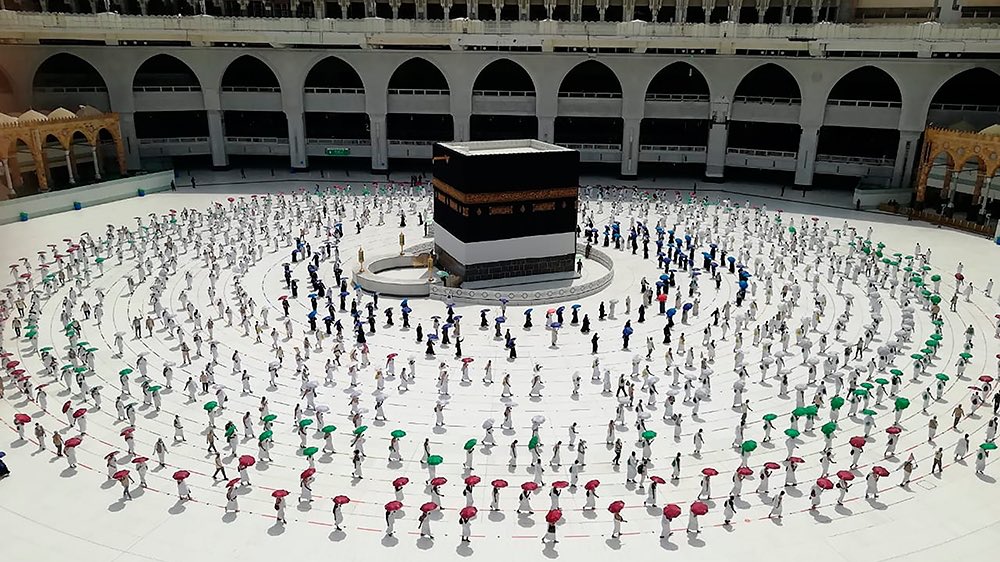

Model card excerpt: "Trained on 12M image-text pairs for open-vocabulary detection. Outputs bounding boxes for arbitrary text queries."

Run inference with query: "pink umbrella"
[13,413,30,424]
[690,501,708,516]
[271,489,290,498]
[333,495,351,505]
[72,408,87,418]
[521,482,539,491]
[132,457,149,464]
[849,436,867,448]
[420,502,438,513]
[173,470,191,481]
[816,477,833,490]
[736,466,754,476]
[551,480,569,489]
[465,475,481,486]
[608,500,625,513]
[545,509,562,523]
[764,461,781,470]
[385,500,403,512]
[701,467,719,477]
[836,470,855,481]
[430,477,447,487]
[459,506,478,519]
[491,479,508,488]
[113,469,130,480]
[584,479,600,490]
[65,437,82,448]
[393,476,410,488]
[872,466,890,477]
[886,426,902,435]
[663,504,682,518]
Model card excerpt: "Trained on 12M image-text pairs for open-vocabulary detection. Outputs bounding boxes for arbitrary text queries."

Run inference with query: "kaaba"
[431,139,580,286]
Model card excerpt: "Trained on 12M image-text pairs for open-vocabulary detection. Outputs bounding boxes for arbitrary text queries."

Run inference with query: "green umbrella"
[464,439,478,450]
[874,378,889,385]
[262,414,277,422]
[804,405,819,417]
[981,442,998,451]
[259,430,273,441]
[303,446,319,456]
[353,425,368,435]
[922,348,935,355]
[921,265,931,271]
[930,295,942,305]
[935,373,949,381]
[65,330,77,338]
[85,347,97,353]
[390,429,406,438]
[299,419,314,428]
[119,368,133,376]
[853,388,869,396]
[925,340,939,348]
[788,226,796,234]
[76,341,90,347]
[528,435,540,450]
[932,319,944,326]
[860,382,874,390]
[39,346,54,353]
[894,397,911,411]
[225,426,236,437]
[784,428,800,439]
[741,440,757,453]
[910,354,924,360]
[73,366,88,373]
[95,257,106,264]
[930,333,943,341]
[204,401,218,411]
[930,274,941,282]
[427,455,443,466]
[792,407,809,417]
[889,369,903,377]
[763,413,778,422]
[861,409,877,416]
[642,430,658,440]
[61,364,74,371]
[959,352,973,360]
[148,385,161,393]
[322,425,337,434]
[830,396,845,409]
[821,422,837,436]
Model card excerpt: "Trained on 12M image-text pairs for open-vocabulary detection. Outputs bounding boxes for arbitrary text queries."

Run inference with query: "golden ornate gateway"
[914,126,1000,205]
[0,106,127,197]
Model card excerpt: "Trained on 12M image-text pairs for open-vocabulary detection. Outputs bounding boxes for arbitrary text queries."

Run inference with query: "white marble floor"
[1,172,999,562]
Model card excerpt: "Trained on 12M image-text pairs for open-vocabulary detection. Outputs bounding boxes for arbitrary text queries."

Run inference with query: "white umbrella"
[482,418,494,429]
[531,415,546,425]
[794,383,807,391]
[315,405,330,413]
[637,411,651,420]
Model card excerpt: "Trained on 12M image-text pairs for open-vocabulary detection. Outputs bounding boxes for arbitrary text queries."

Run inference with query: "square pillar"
[621,118,640,178]
[369,113,388,173]
[118,112,142,171]
[207,109,229,169]
[453,112,471,142]
[285,110,309,170]
[794,125,819,187]
[892,130,922,188]
[537,115,555,144]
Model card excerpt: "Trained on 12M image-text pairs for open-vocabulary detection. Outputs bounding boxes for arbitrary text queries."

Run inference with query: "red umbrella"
[552,480,569,489]
[886,426,902,435]
[465,475,481,486]
[608,500,625,513]
[385,500,403,512]
[131,456,149,464]
[13,413,30,424]
[849,436,866,448]
[62,401,72,413]
[546,308,556,315]
[657,293,668,302]
[816,477,833,490]
[459,506,478,519]
[955,272,965,281]
[271,489,290,498]
[872,466,890,477]
[764,461,781,470]
[980,375,994,384]
[65,437,82,448]
[690,501,709,516]
[5,360,20,368]
[72,408,87,418]
[430,477,447,487]
[226,478,241,488]
[584,479,600,491]
[301,468,316,480]
[492,479,508,488]
[333,495,351,505]
[113,469,130,480]
[278,295,288,301]
[393,476,410,488]
[420,502,438,513]
[650,475,667,484]
[461,357,474,363]
[836,470,855,481]
[701,467,719,476]
[663,504,682,518]
[788,456,805,464]
[173,470,191,480]
[239,455,256,467]
[120,427,134,436]
[736,466,753,476]
[521,481,539,491]
[386,353,398,359]
[545,509,562,523]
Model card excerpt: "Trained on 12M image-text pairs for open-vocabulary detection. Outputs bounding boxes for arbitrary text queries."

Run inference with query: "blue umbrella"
[623,326,634,336]
[659,274,669,281]
[323,316,332,322]
[682,303,693,311]
[727,256,736,262]
[499,298,509,304]
[496,316,506,324]
[307,311,317,319]
[340,291,350,297]
[667,308,677,317]
[656,281,664,287]
[557,306,565,313]
[571,304,582,309]
[453,315,462,321]
[480,309,491,313]
[427,334,438,341]
[506,337,516,346]
[550,322,562,329]
[524,310,532,315]
[738,280,749,289]
[401,299,409,307]
[401,306,412,314]
[308,293,318,299]
[442,323,453,329]
[709,243,717,248]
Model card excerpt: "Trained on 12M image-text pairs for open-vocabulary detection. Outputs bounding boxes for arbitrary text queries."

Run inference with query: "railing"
[826,99,902,108]
[561,143,622,151]
[644,93,710,102]
[304,87,365,94]
[734,95,801,105]
[472,90,536,97]
[225,136,289,144]
[34,86,108,93]
[221,86,281,93]
[817,154,894,166]
[388,139,437,145]
[879,204,996,236]
[727,147,796,158]
[139,136,210,144]
[133,85,202,92]
[306,138,371,145]
[558,91,623,99]
[929,102,1000,112]
[640,145,707,152]
[388,88,449,95]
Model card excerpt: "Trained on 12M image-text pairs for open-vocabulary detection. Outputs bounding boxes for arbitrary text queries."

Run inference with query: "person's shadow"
[456,543,474,557]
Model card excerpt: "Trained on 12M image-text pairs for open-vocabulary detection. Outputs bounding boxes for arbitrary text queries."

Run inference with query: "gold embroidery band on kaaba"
[433,178,579,205]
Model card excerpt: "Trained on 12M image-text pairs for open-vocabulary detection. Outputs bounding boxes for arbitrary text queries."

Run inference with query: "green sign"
[325,147,351,156]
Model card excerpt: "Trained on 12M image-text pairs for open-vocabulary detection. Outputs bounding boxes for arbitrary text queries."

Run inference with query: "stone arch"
[734,62,801,101]
[220,55,281,91]
[132,54,202,90]
[826,65,902,104]
[32,53,109,91]
[388,57,450,92]
[472,59,537,94]
[558,60,623,96]
[644,61,711,100]
[304,56,366,92]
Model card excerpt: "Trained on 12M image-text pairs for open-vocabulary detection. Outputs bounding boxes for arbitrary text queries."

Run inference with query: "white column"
[892,129,922,189]
[207,109,229,169]
[794,125,819,187]
[65,149,76,184]
[369,113,388,172]
[537,115,555,144]
[286,110,309,170]
[621,118,640,178]
[705,96,730,181]
[117,112,142,170]
[453,111,471,142]
[91,146,101,179]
